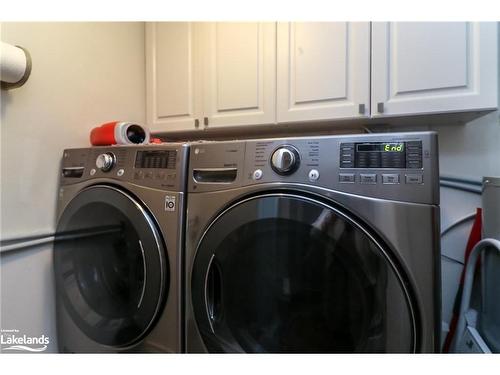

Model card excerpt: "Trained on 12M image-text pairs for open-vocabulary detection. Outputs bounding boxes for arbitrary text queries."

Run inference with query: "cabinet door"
[277,22,371,123]
[202,22,276,128]
[371,22,498,118]
[146,22,202,132]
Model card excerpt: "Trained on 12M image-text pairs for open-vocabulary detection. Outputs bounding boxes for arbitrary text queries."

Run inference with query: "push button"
[339,173,355,183]
[360,173,377,184]
[407,160,423,169]
[252,169,263,180]
[340,160,354,168]
[308,169,320,182]
[405,174,423,184]
[382,174,400,184]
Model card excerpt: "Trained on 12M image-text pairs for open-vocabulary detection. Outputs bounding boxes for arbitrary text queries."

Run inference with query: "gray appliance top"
[188,131,439,205]
[60,143,189,192]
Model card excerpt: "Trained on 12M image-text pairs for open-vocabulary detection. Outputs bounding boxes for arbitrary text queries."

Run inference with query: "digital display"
[135,150,177,169]
[356,143,405,152]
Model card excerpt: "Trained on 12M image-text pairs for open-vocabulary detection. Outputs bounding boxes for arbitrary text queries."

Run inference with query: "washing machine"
[185,131,441,353]
[54,143,188,353]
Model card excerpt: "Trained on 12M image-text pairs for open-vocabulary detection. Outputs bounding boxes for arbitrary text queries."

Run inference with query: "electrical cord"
[441,213,477,237]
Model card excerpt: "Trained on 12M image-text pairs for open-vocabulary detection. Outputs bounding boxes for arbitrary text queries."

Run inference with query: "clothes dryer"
[185,132,440,353]
[54,144,188,353]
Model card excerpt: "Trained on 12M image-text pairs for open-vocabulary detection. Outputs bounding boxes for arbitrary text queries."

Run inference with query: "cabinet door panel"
[215,23,260,111]
[277,22,371,123]
[203,22,276,128]
[293,23,347,104]
[371,22,498,117]
[146,22,202,132]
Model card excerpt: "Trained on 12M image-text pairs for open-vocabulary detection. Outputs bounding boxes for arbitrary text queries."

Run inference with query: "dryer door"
[191,193,416,353]
[54,185,167,348]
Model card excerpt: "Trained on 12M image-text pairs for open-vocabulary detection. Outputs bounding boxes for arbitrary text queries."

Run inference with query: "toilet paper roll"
[1,42,32,90]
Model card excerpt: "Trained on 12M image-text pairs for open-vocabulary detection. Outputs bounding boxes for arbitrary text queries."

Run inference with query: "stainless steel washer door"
[191,193,416,353]
[54,185,167,348]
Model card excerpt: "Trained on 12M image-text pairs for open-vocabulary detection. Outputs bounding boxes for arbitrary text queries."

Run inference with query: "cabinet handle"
[358,104,365,115]
[377,102,384,113]
[204,117,209,126]
[194,119,200,128]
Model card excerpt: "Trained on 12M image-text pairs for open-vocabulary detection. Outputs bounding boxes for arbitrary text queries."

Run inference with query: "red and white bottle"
[90,121,150,146]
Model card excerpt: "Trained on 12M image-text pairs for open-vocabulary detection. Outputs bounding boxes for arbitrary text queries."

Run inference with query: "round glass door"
[54,185,167,347]
[191,193,416,353]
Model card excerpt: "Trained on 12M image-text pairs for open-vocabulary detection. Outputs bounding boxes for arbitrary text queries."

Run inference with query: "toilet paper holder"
[1,42,32,90]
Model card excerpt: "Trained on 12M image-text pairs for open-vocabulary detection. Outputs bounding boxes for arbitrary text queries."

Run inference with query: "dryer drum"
[191,193,416,353]
[54,186,167,348]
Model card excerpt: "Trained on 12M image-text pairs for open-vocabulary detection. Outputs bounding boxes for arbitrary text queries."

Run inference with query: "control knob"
[96,152,116,172]
[271,146,300,175]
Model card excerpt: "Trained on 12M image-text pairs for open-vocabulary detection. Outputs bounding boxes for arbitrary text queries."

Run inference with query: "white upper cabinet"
[277,22,371,123]
[201,22,276,128]
[146,22,203,132]
[146,22,498,132]
[371,22,498,118]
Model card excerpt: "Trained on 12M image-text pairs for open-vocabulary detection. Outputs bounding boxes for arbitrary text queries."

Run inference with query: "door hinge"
[377,102,384,113]
[194,119,200,128]
[358,103,365,115]
[204,117,209,126]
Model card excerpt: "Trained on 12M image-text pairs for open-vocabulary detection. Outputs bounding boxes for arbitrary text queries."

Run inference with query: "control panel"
[340,141,423,169]
[60,144,188,191]
[188,132,439,205]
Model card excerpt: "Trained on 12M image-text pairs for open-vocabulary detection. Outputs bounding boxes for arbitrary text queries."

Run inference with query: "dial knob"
[271,146,300,175]
[96,152,115,172]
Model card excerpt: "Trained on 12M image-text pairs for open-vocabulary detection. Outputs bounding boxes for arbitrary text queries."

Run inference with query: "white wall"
[0,22,146,353]
[432,111,500,179]
[1,22,146,239]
